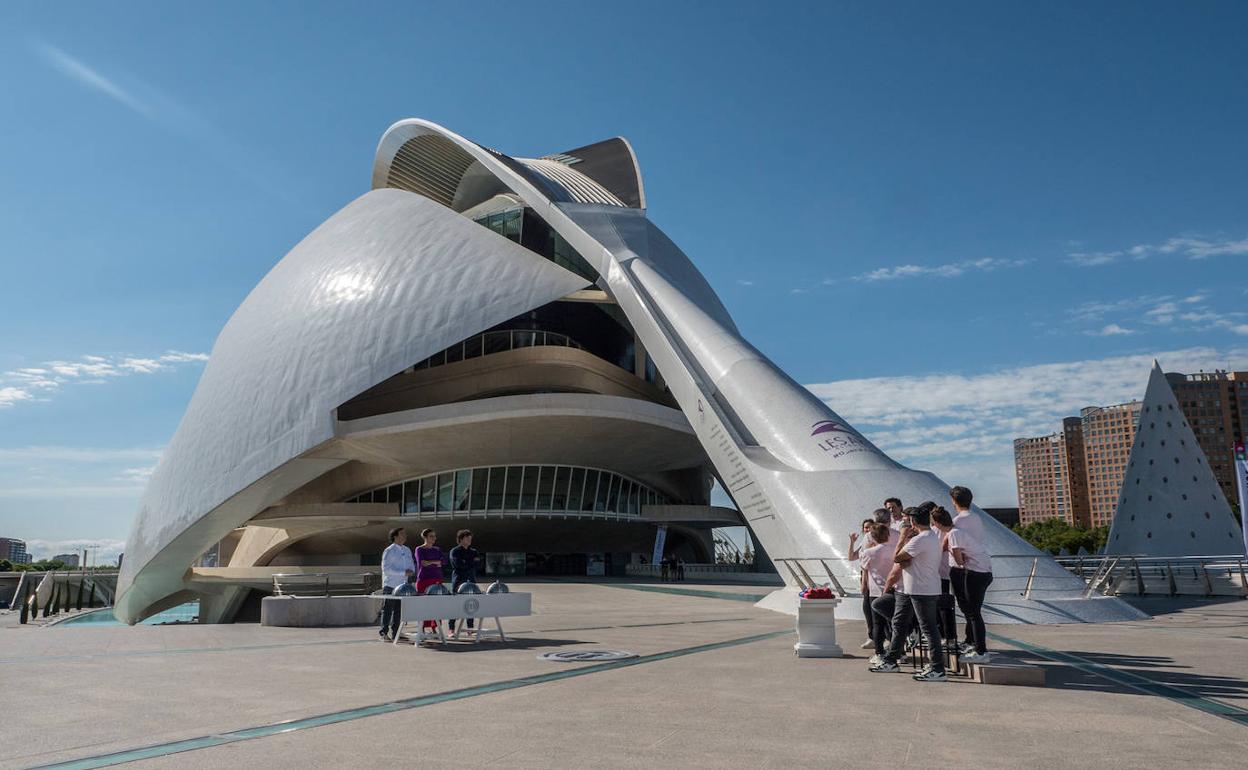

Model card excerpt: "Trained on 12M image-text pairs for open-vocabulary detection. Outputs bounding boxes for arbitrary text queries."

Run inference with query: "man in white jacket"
[379,527,415,641]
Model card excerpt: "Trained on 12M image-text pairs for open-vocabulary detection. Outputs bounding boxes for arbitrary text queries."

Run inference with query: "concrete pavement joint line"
[26,629,793,770]
[608,584,771,602]
[0,637,376,665]
[989,631,1248,728]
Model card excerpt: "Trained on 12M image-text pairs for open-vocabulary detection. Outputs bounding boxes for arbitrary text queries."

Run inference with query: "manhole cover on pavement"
[538,650,638,662]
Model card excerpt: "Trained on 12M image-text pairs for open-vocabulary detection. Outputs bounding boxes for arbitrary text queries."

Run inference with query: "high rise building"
[1081,401,1143,527]
[1165,370,1247,510]
[0,537,31,565]
[52,553,81,568]
[1014,417,1090,526]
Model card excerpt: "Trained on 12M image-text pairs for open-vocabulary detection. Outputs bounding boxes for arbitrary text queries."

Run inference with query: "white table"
[378,592,532,645]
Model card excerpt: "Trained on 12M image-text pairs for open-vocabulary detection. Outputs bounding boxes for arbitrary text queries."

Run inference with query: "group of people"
[378,526,480,643]
[846,486,994,683]
[659,554,686,582]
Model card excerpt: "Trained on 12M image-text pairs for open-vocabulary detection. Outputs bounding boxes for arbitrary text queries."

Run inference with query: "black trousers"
[861,592,874,636]
[869,591,896,655]
[448,578,476,631]
[379,585,401,637]
[963,569,994,654]
[883,592,945,672]
[939,578,957,642]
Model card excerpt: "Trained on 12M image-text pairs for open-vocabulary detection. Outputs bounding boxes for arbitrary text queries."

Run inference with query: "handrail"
[272,572,380,597]
[413,329,584,371]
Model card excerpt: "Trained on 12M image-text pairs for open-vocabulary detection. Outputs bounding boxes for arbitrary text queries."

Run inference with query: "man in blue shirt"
[379,527,415,641]
[448,529,479,635]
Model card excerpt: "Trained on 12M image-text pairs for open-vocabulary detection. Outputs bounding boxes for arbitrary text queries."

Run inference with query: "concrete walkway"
[3,584,1247,769]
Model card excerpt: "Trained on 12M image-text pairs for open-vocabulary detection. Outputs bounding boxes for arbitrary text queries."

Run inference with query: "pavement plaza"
[4,582,1248,769]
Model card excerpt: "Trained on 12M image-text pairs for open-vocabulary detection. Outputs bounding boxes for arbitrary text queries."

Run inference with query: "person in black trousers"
[448,529,480,635]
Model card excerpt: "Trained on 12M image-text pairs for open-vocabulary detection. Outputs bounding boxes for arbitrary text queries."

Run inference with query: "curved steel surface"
[116,188,588,622]
[123,119,1141,625]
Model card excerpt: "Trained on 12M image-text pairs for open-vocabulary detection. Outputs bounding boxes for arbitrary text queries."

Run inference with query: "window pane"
[567,467,586,511]
[437,473,454,512]
[606,475,620,512]
[454,469,472,511]
[446,342,464,364]
[551,466,571,510]
[403,481,420,514]
[387,484,402,504]
[486,467,507,510]
[470,468,488,510]
[536,466,555,510]
[504,466,522,510]
[521,465,540,508]
[420,476,436,513]
[484,331,509,355]
[464,335,483,359]
[580,470,599,512]
[595,473,612,512]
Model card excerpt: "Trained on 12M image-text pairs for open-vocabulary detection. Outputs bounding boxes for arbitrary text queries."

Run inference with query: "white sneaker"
[859,639,874,649]
[868,654,885,667]
[961,651,992,663]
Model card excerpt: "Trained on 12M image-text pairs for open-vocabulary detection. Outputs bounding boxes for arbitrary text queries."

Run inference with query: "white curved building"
[117,120,1141,625]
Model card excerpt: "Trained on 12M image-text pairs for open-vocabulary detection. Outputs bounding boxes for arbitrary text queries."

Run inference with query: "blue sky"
[1,1,1246,561]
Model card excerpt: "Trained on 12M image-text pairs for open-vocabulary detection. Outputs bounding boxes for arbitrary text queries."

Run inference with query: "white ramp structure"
[1107,362,1244,557]
[116,119,1142,625]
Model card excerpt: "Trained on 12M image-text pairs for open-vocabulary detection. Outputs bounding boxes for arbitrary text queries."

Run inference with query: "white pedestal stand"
[793,597,844,658]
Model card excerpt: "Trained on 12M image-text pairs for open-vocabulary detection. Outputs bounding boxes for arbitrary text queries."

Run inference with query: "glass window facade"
[345,464,667,517]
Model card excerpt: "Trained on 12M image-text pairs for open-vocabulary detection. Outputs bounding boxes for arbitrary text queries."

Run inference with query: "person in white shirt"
[869,506,947,681]
[858,523,895,663]
[379,527,416,641]
[883,497,905,532]
[948,485,994,658]
[848,516,880,648]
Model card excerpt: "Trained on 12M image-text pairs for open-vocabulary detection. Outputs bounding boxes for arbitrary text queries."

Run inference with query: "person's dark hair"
[870,523,890,544]
[456,529,472,542]
[909,508,931,526]
[884,497,902,508]
[931,507,954,528]
[860,518,874,530]
[916,500,937,514]
[420,528,435,539]
[950,486,973,508]
[872,508,891,525]
[388,527,405,542]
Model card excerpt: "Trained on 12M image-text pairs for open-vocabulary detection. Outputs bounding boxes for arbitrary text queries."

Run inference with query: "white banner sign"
[651,524,668,566]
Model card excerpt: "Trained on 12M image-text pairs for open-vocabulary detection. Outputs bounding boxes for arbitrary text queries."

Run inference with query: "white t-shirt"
[860,542,893,598]
[899,528,942,596]
[947,528,992,573]
[951,508,987,553]
[889,516,905,533]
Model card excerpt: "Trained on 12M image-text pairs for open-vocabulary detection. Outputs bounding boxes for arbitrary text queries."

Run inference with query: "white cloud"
[736,279,755,287]
[803,346,1248,506]
[34,44,156,120]
[25,538,127,565]
[1088,323,1134,336]
[852,257,1029,283]
[0,351,206,411]
[0,447,162,463]
[1067,235,1248,266]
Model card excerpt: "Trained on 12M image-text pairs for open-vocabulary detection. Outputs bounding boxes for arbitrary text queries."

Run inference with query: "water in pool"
[57,602,200,627]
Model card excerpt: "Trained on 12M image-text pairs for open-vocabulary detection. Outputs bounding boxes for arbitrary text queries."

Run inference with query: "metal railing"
[7,570,118,623]
[1044,554,1248,599]
[776,554,1054,599]
[413,329,583,371]
[272,572,381,597]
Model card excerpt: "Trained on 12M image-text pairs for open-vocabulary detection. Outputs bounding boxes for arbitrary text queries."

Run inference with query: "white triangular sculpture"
[1107,361,1244,556]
